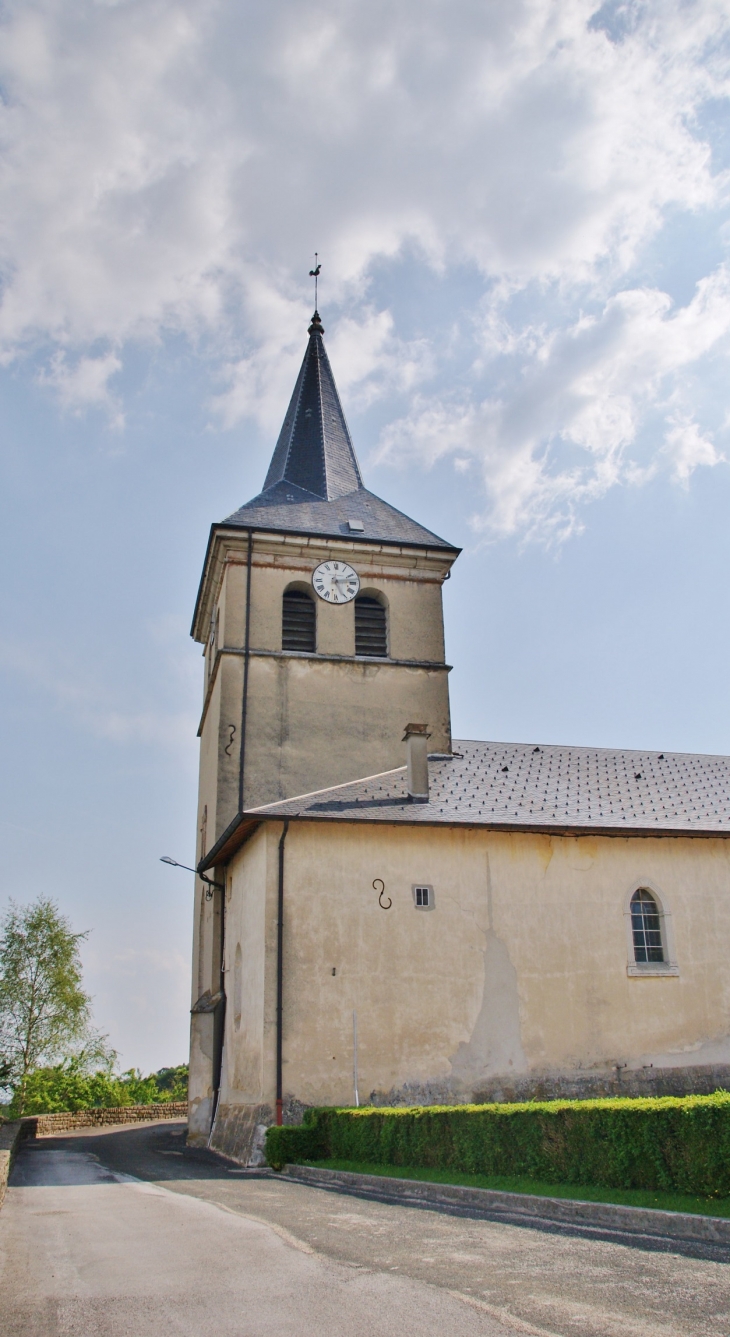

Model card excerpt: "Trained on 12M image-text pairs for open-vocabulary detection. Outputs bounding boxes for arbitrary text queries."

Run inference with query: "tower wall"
[195,528,456,833]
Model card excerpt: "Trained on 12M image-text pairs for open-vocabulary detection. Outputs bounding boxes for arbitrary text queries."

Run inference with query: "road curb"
[282,1163,730,1248]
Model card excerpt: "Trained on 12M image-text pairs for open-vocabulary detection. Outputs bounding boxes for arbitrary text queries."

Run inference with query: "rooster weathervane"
[309,253,321,308]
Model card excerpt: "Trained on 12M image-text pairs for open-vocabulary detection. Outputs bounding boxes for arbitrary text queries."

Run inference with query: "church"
[187,310,730,1164]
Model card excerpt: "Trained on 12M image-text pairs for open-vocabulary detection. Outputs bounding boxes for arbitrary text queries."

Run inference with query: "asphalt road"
[1,1120,729,1337]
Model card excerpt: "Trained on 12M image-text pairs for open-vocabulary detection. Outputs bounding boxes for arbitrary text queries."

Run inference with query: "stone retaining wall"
[0,1121,23,1208]
[20,1102,188,1137]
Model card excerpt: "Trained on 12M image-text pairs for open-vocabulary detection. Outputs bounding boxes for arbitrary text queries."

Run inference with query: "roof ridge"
[315,329,328,497]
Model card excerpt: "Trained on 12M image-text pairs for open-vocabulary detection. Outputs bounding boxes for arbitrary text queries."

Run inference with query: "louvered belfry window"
[355,595,387,657]
[282,589,316,653]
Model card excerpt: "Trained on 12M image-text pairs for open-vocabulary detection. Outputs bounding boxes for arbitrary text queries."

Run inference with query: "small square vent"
[413,884,435,910]
[348,519,365,532]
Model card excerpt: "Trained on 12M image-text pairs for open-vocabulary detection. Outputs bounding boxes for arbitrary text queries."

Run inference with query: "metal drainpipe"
[276,820,289,1126]
[207,876,227,1144]
[210,530,251,1144]
[238,529,253,815]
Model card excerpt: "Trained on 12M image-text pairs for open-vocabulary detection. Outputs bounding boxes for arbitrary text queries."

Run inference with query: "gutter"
[198,811,730,875]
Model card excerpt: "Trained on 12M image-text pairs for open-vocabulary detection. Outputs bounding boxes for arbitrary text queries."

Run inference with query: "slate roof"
[263,311,362,500]
[220,313,457,552]
[223,480,456,549]
[246,739,730,836]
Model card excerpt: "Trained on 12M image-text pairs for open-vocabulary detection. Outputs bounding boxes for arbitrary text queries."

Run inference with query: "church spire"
[263,311,363,501]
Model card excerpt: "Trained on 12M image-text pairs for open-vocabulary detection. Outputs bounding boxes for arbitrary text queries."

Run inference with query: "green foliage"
[8,1061,189,1116]
[265,1093,730,1196]
[151,1065,189,1100]
[265,1119,327,1171]
[0,897,113,1113]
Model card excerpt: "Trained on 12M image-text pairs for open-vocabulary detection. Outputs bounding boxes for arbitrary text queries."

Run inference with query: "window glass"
[282,589,316,653]
[630,888,665,963]
[413,884,434,910]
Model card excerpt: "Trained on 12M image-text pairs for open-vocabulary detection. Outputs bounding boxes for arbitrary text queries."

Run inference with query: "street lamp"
[160,856,224,900]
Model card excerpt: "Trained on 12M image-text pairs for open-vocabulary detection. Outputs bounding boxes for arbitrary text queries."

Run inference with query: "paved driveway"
[2,1120,730,1337]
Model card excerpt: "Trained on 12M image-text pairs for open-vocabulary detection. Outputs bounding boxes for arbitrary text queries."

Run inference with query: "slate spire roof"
[263,311,363,501]
[221,313,457,552]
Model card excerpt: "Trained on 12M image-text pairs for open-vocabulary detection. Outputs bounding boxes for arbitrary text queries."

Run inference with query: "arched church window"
[630,888,665,963]
[355,595,387,658]
[282,588,316,653]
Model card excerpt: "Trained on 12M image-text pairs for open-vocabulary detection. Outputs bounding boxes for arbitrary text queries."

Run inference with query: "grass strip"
[298,1157,730,1219]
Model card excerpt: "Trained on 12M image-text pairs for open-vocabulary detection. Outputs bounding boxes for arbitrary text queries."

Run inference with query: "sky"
[1,0,730,1073]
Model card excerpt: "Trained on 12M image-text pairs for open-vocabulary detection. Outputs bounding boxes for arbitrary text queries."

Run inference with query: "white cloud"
[213,304,433,431]
[0,0,728,528]
[664,417,724,482]
[38,350,123,420]
[376,266,730,541]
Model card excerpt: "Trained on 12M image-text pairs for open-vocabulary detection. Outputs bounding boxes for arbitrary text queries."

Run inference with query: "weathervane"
[309,253,321,308]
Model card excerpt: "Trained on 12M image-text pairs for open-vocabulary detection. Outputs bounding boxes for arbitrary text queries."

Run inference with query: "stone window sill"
[627,963,679,977]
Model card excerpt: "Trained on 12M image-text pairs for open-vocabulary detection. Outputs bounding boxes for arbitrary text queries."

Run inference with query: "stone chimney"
[403,723,431,803]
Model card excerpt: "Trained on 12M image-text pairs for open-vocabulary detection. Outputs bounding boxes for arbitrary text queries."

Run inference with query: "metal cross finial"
[309,253,321,309]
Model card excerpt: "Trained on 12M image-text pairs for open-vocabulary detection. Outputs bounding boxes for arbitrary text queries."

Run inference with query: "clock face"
[312,560,360,604]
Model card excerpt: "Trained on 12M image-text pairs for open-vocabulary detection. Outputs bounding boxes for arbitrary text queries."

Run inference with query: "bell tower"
[188,310,459,1139]
[190,310,460,862]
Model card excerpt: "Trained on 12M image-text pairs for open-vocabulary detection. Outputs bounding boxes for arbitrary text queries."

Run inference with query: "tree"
[0,897,110,1113]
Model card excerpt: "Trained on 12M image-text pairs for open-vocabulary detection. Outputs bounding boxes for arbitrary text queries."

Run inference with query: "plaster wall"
[242,657,450,809]
[220,822,730,1115]
[194,531,455,816]
[188,884,224,1141]
[197,657,222,846]
[224,824,270,1101]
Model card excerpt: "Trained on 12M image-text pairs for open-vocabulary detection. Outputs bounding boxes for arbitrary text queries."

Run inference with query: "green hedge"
[265,1121,327,1169]
[265,1093,730,1195]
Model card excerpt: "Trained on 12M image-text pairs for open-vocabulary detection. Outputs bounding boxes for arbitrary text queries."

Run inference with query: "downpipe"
[207,878,226,1147]
[276,820,289,1126]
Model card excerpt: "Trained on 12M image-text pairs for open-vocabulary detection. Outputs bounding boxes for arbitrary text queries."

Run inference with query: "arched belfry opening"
[355,594,387,657]
[282,587,316,653]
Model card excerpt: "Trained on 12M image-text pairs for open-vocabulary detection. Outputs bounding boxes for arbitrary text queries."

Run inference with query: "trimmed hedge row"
[265,1093,730,1195]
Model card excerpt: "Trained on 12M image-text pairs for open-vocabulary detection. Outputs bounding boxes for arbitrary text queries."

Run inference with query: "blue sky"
[1,0,730,1071]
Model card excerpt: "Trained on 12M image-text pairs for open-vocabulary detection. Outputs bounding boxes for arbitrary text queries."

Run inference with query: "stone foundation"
[369,1064,730,1107]
[208,1102,273,1165]
[198,1067,730,1164]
